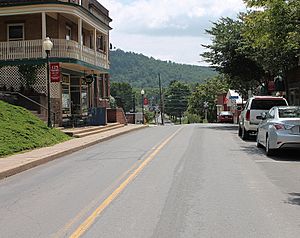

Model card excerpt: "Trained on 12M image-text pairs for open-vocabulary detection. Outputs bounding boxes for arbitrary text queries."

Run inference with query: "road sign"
[231,99,237,105]
[204,101,209,108]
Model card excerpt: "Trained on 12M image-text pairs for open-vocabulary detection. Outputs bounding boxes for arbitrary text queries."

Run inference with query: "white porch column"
[42,12,47,58]
[106,34,109,68]
[94,28,97,64]
[78,18,82,59]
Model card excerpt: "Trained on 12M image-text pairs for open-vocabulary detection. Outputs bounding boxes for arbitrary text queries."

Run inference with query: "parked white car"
[256,106,300,155]
[238,96,288,140]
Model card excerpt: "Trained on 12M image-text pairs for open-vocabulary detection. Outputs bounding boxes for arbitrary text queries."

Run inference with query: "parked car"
[238,96,288,140]
[217,111,233,123]
[256,106,300,155]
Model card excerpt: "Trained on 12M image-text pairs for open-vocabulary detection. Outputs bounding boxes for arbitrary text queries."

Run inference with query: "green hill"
[0,100,70,157]
[109,49,217,88]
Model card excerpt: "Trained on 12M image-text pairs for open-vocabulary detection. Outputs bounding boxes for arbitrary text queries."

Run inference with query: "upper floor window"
[66,25,72,40]
[97,35,105,52]
[7,24,24,41]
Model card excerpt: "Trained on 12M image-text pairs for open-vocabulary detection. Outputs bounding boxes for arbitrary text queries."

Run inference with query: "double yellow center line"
[70,127,182,238]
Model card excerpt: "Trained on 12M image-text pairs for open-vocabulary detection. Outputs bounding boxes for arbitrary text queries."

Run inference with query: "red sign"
[223,97,229,104]
[50,63,61,82]
[143,97,149,105]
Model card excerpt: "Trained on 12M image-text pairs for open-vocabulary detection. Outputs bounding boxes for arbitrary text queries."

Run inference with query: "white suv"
[238,96,288,140]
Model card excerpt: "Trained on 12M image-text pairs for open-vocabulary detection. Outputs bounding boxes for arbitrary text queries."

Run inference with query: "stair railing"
[0,91,56,127]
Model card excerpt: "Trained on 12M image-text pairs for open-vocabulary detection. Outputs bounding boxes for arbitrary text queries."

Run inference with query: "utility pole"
[132,93,136,112]
[204,101,209,122]
[158,73,164,125]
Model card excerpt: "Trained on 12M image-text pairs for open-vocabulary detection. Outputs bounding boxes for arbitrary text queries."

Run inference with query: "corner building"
[0,0,112,126]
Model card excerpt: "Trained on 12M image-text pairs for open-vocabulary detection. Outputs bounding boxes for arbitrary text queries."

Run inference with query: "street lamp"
[141,89,145,124]
[43,37,53,127]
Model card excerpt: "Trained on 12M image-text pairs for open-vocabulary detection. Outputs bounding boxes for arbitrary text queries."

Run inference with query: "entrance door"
[70,76,81,115]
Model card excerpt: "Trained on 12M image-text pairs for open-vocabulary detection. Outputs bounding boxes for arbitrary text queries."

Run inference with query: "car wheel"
[238,126,242,136]
[266,135,275,156]
[241,127,248,140]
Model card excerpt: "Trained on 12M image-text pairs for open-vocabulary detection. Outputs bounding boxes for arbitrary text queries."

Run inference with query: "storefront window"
[81,78,88,115]
[62,75,71,115]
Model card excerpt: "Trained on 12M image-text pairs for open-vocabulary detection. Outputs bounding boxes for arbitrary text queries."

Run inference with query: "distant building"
[0,0,112,126]
[216,90,244,124]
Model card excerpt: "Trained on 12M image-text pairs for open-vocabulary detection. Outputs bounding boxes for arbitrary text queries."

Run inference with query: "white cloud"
[110,32,211,66]
[100,0,246,65]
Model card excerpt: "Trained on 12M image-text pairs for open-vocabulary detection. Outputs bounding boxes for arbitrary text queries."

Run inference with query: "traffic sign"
[229,95,239,99]
[143,97,148,105]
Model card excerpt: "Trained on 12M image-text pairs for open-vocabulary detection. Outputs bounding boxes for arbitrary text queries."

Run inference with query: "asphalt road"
[0,124,300,238]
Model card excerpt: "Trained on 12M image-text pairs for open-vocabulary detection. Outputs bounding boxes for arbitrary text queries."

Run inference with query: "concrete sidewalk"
[0,124,148,180]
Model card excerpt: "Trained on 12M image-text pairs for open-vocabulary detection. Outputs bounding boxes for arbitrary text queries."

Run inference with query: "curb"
[0,125,148,180]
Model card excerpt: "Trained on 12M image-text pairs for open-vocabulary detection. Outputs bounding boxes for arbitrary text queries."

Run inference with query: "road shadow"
[204,124,238,131]
[240,142,300,161]
[239,144,266,156]
[287,193,300,206]
[202,124,300,161]
[268,149,300,161]
[235,135,300,161]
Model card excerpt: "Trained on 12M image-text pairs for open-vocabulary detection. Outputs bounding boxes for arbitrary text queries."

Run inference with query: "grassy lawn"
[0,100,71,157]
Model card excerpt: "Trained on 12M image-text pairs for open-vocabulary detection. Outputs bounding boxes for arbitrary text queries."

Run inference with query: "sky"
[100,0,246,66]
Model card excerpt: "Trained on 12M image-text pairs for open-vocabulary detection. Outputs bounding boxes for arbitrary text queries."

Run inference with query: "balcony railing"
[0,39,108,69]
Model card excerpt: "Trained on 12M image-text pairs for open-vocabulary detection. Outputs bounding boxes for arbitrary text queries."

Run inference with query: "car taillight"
[245,110,250,121]
[274,124,285,130]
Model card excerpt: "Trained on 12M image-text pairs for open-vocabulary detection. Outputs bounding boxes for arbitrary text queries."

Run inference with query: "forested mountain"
[109,49,217,88]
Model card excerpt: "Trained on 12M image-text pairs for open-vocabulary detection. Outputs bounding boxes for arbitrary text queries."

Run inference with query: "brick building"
[0,0,112,126]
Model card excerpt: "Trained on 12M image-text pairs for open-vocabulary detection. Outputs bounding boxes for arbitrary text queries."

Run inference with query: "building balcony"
[0,39,108,69]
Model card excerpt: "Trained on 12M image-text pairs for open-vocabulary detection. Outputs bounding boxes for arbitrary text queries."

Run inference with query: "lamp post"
[141,89,145,124]
[43,37,53,127]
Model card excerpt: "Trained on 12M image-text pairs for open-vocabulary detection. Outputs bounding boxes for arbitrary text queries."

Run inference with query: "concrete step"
[61,123,124,138]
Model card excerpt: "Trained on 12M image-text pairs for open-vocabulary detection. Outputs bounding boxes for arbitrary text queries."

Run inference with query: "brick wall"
[125,113,135,124]
[107,108,127,125]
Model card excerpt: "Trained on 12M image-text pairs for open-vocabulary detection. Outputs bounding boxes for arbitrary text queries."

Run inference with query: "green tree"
[110,82,133,112]
[202,1,300,98]
[188,76,229,122]
[242,0,300,97]
[164,81,190,123]
[110,49,217,88]
[201,17,264,98]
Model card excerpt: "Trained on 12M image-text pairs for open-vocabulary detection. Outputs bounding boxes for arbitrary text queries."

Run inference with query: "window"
[62,75,71,116]
[80,78,88,115]
[97,35,105,52]
[268,109,275,119]
[7,24,24,41]
[251,99,287,110]
[66,26,72,40]
[279,108,300,118]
